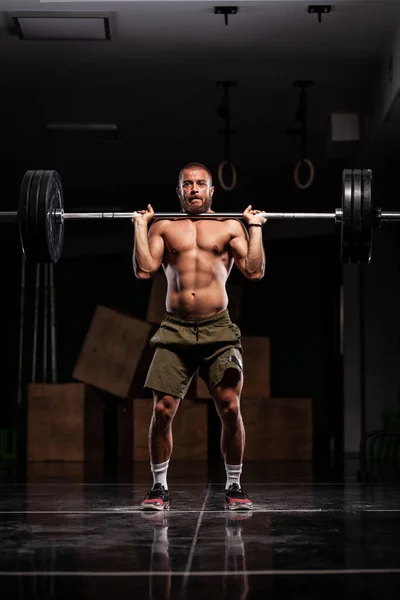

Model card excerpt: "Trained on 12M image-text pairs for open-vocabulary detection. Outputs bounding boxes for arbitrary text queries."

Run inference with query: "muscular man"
[133,163,265,511]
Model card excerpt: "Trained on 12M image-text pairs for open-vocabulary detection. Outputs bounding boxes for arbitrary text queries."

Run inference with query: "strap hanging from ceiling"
[216,81,238,192]
[286,80,316,190]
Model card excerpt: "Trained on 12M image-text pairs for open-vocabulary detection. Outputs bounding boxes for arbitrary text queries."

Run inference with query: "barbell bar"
[0,210,340,221]
[1,212,20,223]
[62,211,338,220]
[0,167,399,264]
[3,210,400,222]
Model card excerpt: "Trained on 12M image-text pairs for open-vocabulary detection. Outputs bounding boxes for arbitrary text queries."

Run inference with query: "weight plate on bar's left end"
[18,170,37,261]
[38,170,64,263]
[341,169,354,263]
[19,169,64,263]
[360,169,373,264]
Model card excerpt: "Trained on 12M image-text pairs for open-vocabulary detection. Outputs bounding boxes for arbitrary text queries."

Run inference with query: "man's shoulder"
[225,218,248,238]
[203,216,247,239]
[149,219,166,235]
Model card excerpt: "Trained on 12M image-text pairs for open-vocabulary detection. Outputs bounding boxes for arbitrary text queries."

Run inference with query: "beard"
[180,196,212,215]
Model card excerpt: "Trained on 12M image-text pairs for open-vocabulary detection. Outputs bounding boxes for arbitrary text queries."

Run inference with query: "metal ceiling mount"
[214,6,238,26]
[308,5,331,23]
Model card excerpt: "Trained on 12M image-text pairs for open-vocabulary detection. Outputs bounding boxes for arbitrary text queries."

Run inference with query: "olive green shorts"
[144,309,243,399]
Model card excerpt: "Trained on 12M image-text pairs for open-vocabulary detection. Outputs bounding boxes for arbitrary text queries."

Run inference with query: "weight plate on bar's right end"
[341,169,354,263]
[360,169,373,264]
[351,169,363,263]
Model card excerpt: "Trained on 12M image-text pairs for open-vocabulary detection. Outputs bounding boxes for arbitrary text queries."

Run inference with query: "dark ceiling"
[1,0,400,210]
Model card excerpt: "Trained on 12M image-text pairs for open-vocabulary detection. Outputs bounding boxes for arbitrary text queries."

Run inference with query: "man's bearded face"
[177,168,214,215]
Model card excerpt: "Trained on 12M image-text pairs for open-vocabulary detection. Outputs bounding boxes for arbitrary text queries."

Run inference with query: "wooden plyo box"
[73,305,152,398]
[27,383,104,462]
[241,397,312,461]
[120,398,208,461]
[196,336,270,399]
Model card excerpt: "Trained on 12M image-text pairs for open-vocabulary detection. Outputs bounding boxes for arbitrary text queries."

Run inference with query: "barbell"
[1,168,399,264]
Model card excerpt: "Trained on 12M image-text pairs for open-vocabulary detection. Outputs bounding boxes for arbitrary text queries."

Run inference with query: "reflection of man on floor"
[143,512,171,600]
[223,513,250,600]
[143,510,251,600]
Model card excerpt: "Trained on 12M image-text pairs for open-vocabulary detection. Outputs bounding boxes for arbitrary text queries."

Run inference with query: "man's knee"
[213,380,241,424]
[153,393,180,429]
[220,399,240,424]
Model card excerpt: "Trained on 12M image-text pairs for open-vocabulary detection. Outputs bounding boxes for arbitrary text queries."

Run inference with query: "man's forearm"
[133,222,156,278]
[245,227,265,278]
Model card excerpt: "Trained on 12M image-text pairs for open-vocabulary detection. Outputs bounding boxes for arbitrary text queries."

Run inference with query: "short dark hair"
[178,163,213,185]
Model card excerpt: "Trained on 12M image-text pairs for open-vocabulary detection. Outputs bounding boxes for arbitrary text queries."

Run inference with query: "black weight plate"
[19,170,45,262]
[37,170,64,263]
[360,169,373,264]
[18,170,36,260]
[352,169,362,264]
[341,169,354,263]
[18,170,64,263]
[29,171,45,261]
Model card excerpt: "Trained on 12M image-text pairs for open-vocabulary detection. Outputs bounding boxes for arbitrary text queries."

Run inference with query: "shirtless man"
[133,163,265,511]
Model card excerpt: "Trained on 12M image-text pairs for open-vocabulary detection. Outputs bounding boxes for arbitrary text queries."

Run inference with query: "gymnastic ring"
[293,158,315,190]
[218,160,237,192]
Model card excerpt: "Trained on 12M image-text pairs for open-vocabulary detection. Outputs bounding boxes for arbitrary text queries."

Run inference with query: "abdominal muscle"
[163,250,231,319]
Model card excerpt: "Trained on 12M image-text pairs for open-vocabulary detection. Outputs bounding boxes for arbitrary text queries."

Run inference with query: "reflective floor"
[1,461,400,599]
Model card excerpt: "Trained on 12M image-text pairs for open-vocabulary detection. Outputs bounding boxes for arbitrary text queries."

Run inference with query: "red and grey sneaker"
[224,483,253,511]
[140,483,170,511]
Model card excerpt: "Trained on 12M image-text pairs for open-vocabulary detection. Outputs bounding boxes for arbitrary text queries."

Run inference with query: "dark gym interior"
[1,1,400,598]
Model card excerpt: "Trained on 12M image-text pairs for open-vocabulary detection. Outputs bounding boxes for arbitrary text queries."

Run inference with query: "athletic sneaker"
[140,483,170,511]
[224,483,253,511]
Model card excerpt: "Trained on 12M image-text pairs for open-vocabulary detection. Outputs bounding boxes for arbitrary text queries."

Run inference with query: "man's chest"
[163,220,232,255]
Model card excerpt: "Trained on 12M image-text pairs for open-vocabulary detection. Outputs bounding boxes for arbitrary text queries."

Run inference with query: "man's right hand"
[132,204,155,224]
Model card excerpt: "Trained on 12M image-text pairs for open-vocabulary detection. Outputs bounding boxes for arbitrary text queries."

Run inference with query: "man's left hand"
[242,205,267,226]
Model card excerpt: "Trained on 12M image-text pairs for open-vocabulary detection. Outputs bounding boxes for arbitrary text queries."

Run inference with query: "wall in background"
[343,163,400,454]
[2,158,400,462]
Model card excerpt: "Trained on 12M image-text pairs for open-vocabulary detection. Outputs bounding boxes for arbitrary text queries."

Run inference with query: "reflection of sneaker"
[225,510,252,541]
[224,484,253,511]
[141,511,169,528]
[226,510,253,523]
[140,483,170,511]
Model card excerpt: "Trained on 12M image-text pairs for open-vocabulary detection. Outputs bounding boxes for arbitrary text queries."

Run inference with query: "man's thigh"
[199,345,243,395]
[145,346,198,399]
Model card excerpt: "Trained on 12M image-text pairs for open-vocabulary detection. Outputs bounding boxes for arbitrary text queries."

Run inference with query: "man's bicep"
[229,222,248,268]
[148,223,165,264]
[230,234,248,260]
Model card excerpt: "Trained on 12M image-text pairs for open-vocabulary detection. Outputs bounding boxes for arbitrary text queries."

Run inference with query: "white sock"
[225,526,245,555]
[150,459,170,490]
[225,463,242,489]
[151,527,169,561]
[154,527,169,544]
